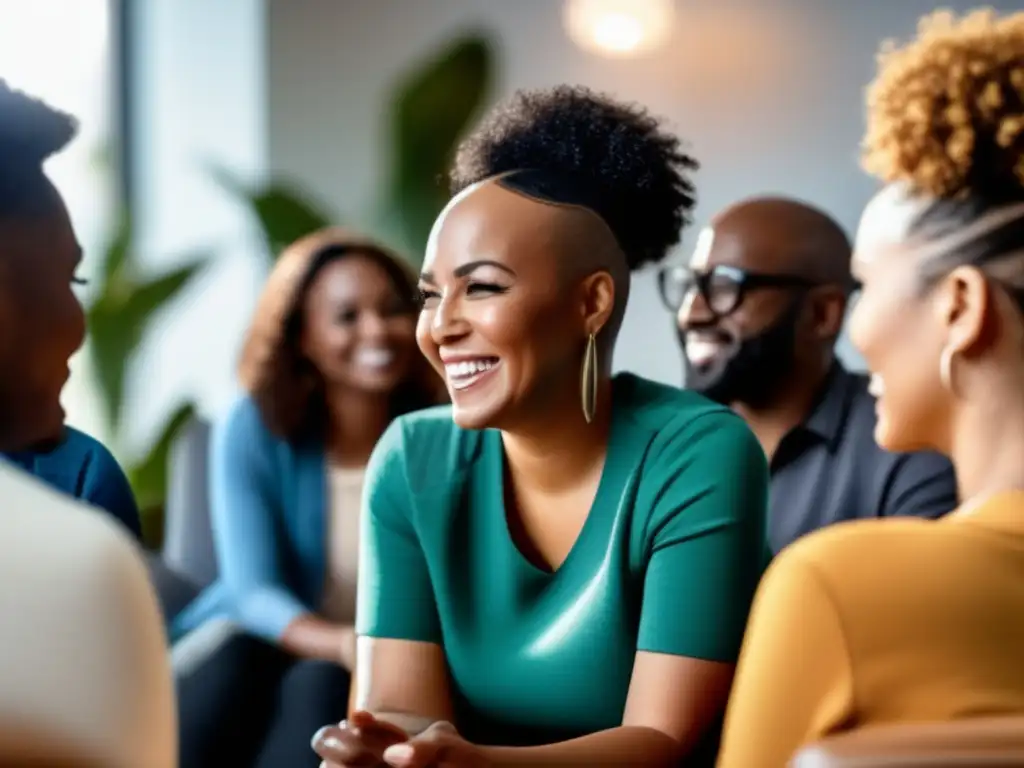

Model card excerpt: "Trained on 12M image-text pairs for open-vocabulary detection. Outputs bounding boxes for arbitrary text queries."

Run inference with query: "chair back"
[792,718,1024,767]
[163,416,217,587]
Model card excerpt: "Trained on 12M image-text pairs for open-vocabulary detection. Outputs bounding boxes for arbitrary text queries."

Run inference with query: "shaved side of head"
[432,177,631,340]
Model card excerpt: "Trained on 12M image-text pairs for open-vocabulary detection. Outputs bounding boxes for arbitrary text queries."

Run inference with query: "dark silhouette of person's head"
[238,227,444,444]
[420,85,698,430]
[849,8,1024,455]
[0,81,84,452]
[668,195,852,408]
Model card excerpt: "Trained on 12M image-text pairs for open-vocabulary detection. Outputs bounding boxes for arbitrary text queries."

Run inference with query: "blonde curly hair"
[862,8,1024,200]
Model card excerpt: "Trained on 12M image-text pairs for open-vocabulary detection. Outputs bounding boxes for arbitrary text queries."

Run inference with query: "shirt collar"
[948,490,1024,536]
[801,363,854,449]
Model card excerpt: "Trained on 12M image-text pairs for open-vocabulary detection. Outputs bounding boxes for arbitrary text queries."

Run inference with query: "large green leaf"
[127,262,205,320]
[210,166,334,260]
[384,33,494,261]
[128,400,197,548]
[86,256,206,433]
[100,210,132,284]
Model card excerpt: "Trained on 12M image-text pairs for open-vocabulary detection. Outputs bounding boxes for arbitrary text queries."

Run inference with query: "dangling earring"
[939,346,958,396]
[580,332,598,424]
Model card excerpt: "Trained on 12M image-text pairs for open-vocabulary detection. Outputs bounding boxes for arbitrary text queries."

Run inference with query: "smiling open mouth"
[685,332,733,367]
[354,347,396,370]
[444,357,500,391]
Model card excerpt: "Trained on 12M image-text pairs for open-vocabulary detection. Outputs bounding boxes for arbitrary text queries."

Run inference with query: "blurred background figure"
[718,8,1024,766]
[0,78,174,768]
[663,196,957,554]
[170,228,444,768]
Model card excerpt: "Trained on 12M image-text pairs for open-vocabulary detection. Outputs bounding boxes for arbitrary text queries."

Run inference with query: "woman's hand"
[314,713,488,768]
[381,721,488,768]
[312,711,408,766]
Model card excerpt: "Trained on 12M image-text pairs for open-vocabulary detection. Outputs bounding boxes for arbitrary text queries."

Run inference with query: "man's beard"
[681,299,803,409]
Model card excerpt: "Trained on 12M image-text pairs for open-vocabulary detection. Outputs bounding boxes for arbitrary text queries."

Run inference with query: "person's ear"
[579,270,616,336]
[933,266,991,357]
[806,285,848,342]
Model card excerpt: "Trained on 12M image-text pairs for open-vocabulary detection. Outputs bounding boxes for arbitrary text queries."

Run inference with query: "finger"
[311,724,379,767]
[348,710,378,729]
[383,741,445,768]
[426,721,457,736]
[382,723,457,768]
[349,710,410,741]
[347,713,409,755]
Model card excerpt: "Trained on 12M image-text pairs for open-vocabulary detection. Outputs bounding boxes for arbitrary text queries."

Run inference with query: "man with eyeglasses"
[660,196,957,554]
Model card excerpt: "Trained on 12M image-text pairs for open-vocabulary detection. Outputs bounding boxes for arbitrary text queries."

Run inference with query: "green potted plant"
[82,32,495,547]
[222,33,495,264]
[84,214,207,546]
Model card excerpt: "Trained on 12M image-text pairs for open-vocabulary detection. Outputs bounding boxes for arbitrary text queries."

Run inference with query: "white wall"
[112,0,269,452]
[266,0,1019,386]
[95,0,1020,448]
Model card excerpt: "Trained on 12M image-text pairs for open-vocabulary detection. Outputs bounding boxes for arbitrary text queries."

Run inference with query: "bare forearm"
[280,614,354,666]
[481,726,681,767]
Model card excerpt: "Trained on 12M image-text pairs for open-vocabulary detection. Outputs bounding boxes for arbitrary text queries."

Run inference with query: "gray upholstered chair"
[145,415,216,625]
[162,415,217,587]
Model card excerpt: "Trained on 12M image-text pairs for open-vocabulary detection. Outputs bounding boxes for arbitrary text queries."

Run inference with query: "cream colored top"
[0,464,175,768]
[319,464,366,624]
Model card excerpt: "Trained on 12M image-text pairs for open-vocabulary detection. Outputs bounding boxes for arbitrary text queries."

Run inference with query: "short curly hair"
[862,8,1024,201]
[450,85,698,271]
[0,80,77,216]
[238,227,445,443]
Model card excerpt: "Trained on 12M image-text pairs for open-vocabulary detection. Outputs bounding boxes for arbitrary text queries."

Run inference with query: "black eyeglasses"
[657,264,818,318]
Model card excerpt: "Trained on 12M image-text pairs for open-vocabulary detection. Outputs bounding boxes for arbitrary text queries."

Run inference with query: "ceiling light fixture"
[563,0,676,58]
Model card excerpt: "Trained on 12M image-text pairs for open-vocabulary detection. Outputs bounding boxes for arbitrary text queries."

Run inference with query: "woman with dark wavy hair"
[171,227,444,768]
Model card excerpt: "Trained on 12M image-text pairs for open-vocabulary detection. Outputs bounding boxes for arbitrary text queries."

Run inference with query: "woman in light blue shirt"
[172,228,444,768]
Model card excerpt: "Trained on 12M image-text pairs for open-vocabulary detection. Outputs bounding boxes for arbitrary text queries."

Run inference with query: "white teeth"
[355,348,395,369]
[445,359,496,378]
[686,338,723,366]
[868,373,885,397]
[444,359,498,389]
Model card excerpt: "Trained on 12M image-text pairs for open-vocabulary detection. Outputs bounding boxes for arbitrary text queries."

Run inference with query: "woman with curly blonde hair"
[718,9,1024,767]
[170,228,444,768]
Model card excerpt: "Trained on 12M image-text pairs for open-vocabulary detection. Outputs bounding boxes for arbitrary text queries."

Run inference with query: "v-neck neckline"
[487,377,634,577]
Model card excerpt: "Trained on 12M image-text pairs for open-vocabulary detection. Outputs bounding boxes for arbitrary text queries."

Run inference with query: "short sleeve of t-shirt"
[356,417,443,643]
[634,409,769,661]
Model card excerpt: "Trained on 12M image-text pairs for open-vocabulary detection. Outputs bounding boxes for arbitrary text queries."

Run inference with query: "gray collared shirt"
[768,365,958,554]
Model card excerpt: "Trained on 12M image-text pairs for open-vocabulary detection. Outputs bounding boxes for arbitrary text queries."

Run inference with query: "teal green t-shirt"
[357,373,768,747]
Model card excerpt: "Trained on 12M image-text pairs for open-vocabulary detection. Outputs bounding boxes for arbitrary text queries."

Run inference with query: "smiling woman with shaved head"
[311,86,769,768]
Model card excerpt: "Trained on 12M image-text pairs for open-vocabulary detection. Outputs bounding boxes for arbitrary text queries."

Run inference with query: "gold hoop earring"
[939,346,958,396]
[581,333,598,424]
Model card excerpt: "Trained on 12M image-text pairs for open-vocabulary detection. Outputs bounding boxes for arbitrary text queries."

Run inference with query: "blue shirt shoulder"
[1,426,141,540]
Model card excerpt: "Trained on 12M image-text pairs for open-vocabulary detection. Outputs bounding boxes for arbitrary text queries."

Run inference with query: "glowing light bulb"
[563,0,675,58]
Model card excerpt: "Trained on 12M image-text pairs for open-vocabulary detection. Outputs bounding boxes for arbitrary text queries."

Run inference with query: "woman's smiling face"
[416,181,593,431]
